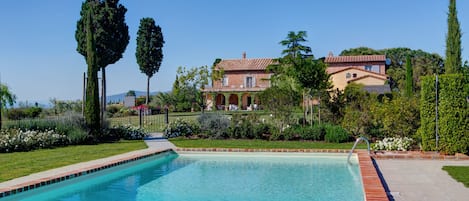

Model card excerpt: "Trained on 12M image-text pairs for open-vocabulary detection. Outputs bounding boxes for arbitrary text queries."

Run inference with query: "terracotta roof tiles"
[216,58,275,71]
[325,55,386,63]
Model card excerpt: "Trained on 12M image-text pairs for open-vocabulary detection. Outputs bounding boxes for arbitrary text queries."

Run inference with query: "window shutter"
[244,77,247,88]
[253,76,256,87]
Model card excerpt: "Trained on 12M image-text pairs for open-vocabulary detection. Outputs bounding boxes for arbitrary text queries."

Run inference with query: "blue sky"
[1,0,469,103]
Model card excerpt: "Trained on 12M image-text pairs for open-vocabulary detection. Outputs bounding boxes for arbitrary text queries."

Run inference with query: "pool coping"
[0,148,172,199]
[0,148,388,201]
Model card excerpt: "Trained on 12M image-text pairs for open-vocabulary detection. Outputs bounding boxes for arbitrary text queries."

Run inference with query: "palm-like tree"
[280,31,312,58]
[1,84,16,128]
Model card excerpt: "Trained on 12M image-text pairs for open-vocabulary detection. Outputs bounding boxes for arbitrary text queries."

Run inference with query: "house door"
[247,96,252,106]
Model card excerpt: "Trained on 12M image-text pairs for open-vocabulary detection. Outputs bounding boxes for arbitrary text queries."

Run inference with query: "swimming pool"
[3,151,364,201]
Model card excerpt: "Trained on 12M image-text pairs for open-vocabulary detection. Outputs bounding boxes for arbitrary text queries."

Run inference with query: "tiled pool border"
[0,148,388,201]
[0,149,172,199]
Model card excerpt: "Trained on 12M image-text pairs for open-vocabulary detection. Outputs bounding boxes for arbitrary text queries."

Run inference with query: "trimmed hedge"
[419,76,437,151]
[419,74,469,154]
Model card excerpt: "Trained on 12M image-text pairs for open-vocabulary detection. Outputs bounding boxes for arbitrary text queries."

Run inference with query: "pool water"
[4,152,364,201]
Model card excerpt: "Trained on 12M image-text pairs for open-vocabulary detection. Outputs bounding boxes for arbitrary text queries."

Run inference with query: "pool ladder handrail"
[347,136,370,164]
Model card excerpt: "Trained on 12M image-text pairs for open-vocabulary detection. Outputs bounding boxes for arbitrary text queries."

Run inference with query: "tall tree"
[136,17,165,105]
[405,55,414,97]
[445,0,462,74]
[0,83,16,128]
[84,4,100,134]
[280,31,312,58]
[76,0,130,121]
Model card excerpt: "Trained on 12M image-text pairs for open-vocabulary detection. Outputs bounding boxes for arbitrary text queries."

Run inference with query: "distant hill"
[107,91,159,104]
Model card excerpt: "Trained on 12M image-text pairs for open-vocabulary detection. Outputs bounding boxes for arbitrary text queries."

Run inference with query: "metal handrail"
[347,136,370,164]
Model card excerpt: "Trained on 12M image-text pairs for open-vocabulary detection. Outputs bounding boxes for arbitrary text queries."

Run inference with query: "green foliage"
[279,31,311,57]
[169,66,209,112]
[275,124,325,141]
[136,17,164,104]
[6,107,42,120]
[259,86,300,133]
[341,84,382,139]
[420,74,469,154]
[405,55,414,97]
[379,96,420,138]
[197,113,230,139]
[164,118,200,138]
[418,76,437,151]
[445,0,462,74]
[126,90,136,97]
[103,124,147,141]
[0,83,16,109]
[49,99,83,115]
[84,6,101,135]
[229,114,271,140]
[0,129,69,153]
[324,124,351,143]
[75,0,130,69]
[437,74,469,154]
[340,47,444,92]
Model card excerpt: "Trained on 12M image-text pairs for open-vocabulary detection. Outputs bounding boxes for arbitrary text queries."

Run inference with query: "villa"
[203,52,390,111]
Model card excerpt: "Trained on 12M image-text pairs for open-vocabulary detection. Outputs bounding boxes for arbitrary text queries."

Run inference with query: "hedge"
[419,74,469,154]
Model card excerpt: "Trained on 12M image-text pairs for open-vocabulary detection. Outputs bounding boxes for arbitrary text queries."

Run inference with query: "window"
[222,76,228,87]
[352,73,357,78]
[365,65,372,71]
[365,65,380,73]
[246,76,253,88]
[346,73,351,79]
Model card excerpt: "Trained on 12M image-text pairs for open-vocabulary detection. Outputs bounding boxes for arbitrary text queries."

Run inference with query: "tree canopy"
[445,0,462,74]
[340,47,444,92]
[136,17,164,104]
[75,0,129,69]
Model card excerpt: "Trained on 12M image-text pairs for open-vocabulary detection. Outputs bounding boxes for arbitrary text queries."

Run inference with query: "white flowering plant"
[372,137,414,151]
[109,124,147,140]
[164,118,199,138]
[0,128,68,153]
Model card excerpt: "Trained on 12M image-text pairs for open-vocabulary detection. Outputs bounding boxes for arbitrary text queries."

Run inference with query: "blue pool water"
[4,152,364,201]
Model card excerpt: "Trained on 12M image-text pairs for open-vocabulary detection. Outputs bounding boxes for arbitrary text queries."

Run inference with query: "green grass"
[442,166,469,187]
[170,138,368,150]
[0,140,147,182]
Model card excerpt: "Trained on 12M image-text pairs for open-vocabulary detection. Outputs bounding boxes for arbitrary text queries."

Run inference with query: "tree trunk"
[84,8,100,135]
[146,76,150,105]
[101,68,106,127]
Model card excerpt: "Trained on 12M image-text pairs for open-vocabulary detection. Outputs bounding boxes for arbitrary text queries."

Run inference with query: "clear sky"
[1,0,468,104]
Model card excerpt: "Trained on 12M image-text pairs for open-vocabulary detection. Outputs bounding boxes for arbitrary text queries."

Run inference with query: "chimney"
[242,52,246,59]
[328,51,334,57]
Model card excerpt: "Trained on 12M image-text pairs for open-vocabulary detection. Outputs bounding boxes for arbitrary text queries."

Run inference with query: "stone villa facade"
[203,53,389,111]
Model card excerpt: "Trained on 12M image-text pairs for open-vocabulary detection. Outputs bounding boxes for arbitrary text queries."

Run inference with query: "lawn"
[442,166,469,187]
[170,138,369,150]
[0,140,147,182]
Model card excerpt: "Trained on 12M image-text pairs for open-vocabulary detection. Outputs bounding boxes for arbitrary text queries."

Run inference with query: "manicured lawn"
[442,166,469,187]
[0,140,147,182]
[170,138,369,150]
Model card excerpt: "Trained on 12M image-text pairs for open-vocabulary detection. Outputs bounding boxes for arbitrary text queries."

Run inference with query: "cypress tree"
[445,0,462,74]
[405,55,413,97]
[84,5,101,135]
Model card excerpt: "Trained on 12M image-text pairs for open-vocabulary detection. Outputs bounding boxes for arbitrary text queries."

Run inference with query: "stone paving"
[375,159,469,201]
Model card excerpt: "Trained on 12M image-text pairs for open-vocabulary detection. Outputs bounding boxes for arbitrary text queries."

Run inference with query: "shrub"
[419,74,469,154]
[253,123,272,140]
[103,124,147,141]
[300,125,325,141]
[197,113,230,139]
[164,118,199,138]
[324,124,351,143]
[0,129,68,153]
[373,137,414,151]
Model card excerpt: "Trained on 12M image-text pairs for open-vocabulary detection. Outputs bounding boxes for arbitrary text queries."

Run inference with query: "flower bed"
[0,129,68,153]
